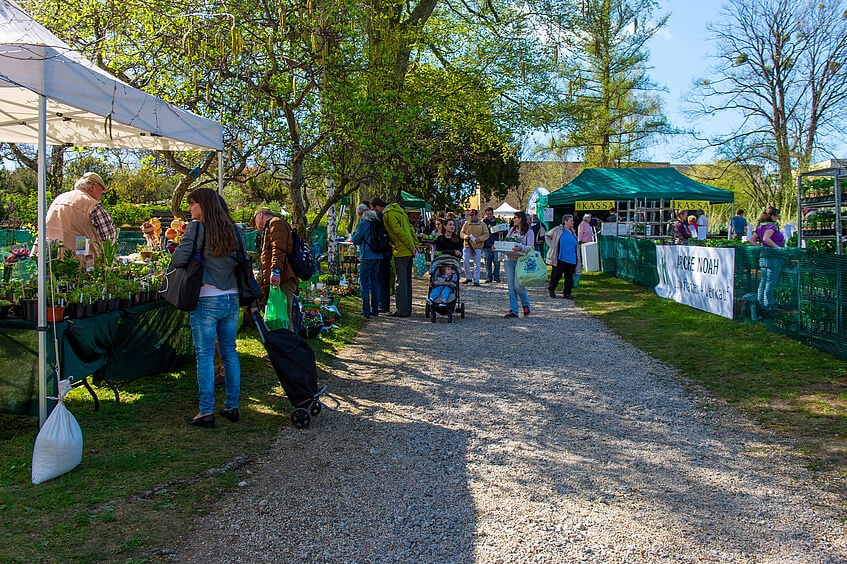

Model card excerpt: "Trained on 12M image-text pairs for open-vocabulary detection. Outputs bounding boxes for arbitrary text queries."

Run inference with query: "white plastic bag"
[32,380,83,485]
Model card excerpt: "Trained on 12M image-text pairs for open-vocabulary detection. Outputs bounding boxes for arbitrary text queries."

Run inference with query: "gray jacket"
[172,220,245,291]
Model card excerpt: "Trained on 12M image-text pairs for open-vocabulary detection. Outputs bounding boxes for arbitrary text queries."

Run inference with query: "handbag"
[160,224,204,311]
[516,250,549,287]
[413,251,427,277]
[234,227,262,307]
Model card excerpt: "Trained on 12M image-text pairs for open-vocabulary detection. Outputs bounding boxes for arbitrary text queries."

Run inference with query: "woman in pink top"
[577,214,594,243]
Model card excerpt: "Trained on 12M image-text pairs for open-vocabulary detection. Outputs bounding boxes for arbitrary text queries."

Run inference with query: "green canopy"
[546,168,734,206]
[401,190,432,210]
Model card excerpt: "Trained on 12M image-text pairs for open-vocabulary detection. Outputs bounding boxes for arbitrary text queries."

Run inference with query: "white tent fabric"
[0,0,222,150]
[0,0,224,427]
[493,202,519,217]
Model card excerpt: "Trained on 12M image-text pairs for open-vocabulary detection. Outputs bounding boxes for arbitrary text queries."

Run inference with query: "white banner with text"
[655,246,735,319]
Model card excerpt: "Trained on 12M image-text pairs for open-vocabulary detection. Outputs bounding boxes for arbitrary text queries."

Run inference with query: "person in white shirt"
[696,210,708,240]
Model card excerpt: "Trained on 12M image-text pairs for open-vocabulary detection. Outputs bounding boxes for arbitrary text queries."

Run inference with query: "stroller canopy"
[430,254,462,275]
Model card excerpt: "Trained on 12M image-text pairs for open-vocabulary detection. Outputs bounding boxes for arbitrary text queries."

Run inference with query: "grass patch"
[0,297,365,562]
[575,272,847,489]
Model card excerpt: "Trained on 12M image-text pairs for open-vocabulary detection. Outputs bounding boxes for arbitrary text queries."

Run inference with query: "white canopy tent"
[0,0,224,425]
[492,202,519,217]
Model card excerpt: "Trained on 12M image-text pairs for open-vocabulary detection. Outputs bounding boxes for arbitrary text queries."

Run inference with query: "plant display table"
[0,300,193,417]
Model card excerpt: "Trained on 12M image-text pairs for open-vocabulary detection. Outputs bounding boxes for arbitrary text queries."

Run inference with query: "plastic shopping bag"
[264,285,290,331]
[516,250,549,287]
[573,273,581,288]
[414,251,427,277]
[32,379,83,484]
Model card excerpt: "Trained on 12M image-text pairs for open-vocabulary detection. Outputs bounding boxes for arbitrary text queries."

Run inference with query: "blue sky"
[646,0,727,163]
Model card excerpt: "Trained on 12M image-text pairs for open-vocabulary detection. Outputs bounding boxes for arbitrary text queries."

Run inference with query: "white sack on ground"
[31,380,83,484]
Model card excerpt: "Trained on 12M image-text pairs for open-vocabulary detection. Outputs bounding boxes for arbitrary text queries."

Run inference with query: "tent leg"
[37,94,48,427]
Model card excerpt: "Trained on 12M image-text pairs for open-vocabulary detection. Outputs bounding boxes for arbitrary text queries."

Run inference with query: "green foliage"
[103,202,154,227]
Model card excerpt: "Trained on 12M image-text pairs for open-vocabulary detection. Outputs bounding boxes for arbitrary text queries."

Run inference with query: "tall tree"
[688,0,847,212]
[557,0,669,167]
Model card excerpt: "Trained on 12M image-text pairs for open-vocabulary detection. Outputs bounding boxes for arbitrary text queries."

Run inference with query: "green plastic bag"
[573,273,581,288]
[264,286,290,331]
[516,251,548,287]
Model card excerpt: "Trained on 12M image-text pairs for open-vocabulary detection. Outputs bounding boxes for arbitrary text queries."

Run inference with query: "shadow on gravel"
[242,408,477,563]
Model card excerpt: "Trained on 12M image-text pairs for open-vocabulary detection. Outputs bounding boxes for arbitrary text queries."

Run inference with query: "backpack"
[369,218,392,254]
[288,228,316,280]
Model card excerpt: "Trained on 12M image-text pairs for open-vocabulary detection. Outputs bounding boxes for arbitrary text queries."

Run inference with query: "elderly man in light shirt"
[577,213,595,244]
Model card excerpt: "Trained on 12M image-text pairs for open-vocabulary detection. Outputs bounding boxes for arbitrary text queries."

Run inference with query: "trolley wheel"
[309,401,322,417]
[447,312,453,323]
[291,408,311,429]
[460,303,466,319]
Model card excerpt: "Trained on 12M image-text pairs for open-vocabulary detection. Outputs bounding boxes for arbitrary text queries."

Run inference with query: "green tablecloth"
[0,300,193,416]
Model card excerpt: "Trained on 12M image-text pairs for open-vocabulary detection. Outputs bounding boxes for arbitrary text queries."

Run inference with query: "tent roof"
[546,168,734,206]
[0,0,222,150]
[401,190,431,210]
[493,202,519,216]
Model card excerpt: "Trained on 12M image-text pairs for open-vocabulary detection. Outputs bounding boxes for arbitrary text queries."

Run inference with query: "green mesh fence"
[598,236,847,361]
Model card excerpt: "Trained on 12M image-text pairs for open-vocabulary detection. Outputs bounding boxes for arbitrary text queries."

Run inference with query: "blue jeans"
[758,256,784,311]
[429,286,455,303]
[484,247,500,281]
[189,294,241,414]
[504,258,530,314]
[359,258,381,316]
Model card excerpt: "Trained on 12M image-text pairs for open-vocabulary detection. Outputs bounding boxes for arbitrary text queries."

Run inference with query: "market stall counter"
[0,300,193,417]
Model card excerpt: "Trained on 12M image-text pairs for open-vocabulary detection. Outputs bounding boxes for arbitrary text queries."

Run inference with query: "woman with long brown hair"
[502,211,535,318]
[173,188,246,428]
[435,218,462,258]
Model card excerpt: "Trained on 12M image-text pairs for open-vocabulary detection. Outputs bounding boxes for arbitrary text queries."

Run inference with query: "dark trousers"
[378,255,391,311]
[394,255,413,315]
[549,261,576,297]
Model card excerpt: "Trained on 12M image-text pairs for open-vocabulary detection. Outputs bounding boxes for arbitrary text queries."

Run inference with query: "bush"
[104,202,155,227]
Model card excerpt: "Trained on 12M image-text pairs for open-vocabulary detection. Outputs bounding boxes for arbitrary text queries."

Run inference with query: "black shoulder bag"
[160,223,205,311]
[234,226,262,307]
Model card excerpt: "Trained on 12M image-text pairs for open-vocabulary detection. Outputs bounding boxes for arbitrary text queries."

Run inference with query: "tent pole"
[217,151,223,195]
[37,94,48,427]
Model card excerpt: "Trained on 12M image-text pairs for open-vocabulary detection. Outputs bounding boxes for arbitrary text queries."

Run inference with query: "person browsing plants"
[174,188,246,428]
[250,207,297,323]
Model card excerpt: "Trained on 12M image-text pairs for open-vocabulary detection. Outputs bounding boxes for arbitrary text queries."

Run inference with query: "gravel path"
[172,278,846,563]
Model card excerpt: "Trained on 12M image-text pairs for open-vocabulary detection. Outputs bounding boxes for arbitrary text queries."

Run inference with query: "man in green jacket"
[380,199,420,317]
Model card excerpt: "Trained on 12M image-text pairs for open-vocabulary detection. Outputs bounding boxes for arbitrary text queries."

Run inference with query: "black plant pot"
[20,298,37,322]
[66,302,85,319]
[95,299,108,314]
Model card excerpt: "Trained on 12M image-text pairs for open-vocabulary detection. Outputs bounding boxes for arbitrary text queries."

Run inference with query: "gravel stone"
[171,279,846,563]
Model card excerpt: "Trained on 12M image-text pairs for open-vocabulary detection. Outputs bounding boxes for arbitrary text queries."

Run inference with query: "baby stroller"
[424,254,466,323]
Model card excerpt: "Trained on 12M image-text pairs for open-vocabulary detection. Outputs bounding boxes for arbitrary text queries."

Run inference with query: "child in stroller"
[428,264,458,304]
[425,255,466,323]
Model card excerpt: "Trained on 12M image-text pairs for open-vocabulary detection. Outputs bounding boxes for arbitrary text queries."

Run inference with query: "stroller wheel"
[447,312,453,323]
[431,310,436,323]
[309,401,322,417]
[425,303,430,316]
[460,303,465,318]
[291,408,311,429]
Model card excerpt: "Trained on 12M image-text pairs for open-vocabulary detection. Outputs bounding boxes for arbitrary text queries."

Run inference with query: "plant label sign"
[655,245,735,319]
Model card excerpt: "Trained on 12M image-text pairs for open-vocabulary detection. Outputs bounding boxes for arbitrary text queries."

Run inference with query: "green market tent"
[401,190,432,210]
[546,168,734,206]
